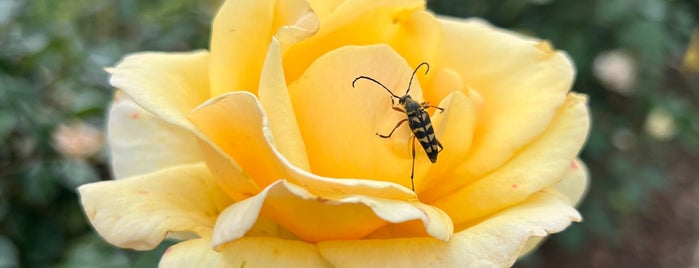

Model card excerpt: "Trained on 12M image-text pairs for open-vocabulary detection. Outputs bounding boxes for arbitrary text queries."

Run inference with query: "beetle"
[352,62,444,191]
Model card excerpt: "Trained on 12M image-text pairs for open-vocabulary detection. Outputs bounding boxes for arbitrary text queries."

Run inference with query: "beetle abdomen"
[408,109,440,163]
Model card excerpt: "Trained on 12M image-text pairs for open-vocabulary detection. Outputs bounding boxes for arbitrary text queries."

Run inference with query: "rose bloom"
[79,0,590,267]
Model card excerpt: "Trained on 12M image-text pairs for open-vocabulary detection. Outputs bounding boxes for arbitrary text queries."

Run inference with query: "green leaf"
[0,110,16,142]
[59,234,130,268]
[0,236,19,268]
[58,158,99,190]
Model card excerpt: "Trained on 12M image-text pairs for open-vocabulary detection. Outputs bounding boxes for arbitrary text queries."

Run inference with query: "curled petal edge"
[317,191,581,267]
[212,179,453,247]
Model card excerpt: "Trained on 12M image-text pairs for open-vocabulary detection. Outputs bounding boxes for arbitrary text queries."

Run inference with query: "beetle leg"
[391,106,406,113]
[421,101,445,113]
[376,118,408,138]
[410,135,416,191]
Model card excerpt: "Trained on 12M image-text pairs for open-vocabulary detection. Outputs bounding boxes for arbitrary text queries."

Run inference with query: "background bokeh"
[1,0,697,267]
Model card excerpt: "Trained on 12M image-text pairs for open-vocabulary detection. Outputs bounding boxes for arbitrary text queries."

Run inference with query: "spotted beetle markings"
[352,62,444,191]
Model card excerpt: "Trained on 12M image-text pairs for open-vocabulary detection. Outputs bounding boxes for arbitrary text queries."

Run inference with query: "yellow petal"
[418,91,476,192]
[212,180,452,244]
[107,92,203,179]
[283,1,436,84]
[306,0,344,21]
[423,67,463,108]
[275,6,319,51]
[317,191,580,267]
[159,238,224,267]
[209,0,313,96]
[161,237,331,268]
[195,137,261,201]
[190,92,286,191]
[362,201,454,240]
[244,216,299,240]
[191,90,416,201]
[430,93,590,223]
[109,51,210,130]
[209,0,275,96]
[108,51,257,201]
[388,10,442,72]
[462,190,581,266]
[306,0,423,33]
[289,44,426,188]
[553,158,589,206]
[106,51,247,198]
[517,236,545,260]
[257,38,310,170]
[78,163,231,250]
[514,159,590,257]
[436,18,576,178]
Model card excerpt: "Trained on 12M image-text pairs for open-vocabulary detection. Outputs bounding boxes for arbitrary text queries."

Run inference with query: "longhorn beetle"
[352,62,444,191]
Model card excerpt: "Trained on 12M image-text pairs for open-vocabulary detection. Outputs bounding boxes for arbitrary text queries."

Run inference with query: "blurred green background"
[1,0,697,267]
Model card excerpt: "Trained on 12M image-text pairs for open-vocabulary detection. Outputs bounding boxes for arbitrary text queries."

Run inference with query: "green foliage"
[0,0,215,266]
[1,0,697,266]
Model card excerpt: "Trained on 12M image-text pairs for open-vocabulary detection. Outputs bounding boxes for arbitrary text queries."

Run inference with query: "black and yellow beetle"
[352,62,443,191]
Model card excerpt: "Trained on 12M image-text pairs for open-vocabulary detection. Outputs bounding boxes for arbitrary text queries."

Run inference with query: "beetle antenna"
[405,62,430,95]
[352,76,400,99]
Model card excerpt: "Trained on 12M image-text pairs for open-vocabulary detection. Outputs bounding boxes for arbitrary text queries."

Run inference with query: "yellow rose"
[79,0,590,267]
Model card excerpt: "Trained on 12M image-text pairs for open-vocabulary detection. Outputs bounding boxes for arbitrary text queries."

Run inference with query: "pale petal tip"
[534,41,555,55]
[411,203,455,242]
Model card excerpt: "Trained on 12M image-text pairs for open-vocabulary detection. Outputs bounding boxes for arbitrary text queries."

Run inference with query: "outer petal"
[190,91,416,200]
[554,158,589,206]
[209,0,312,96]
[212,180,452,244]
[430,93,590,224]
[436,18,575,179]
[109,51,210,130]
[516,158,590,257]
[317,191,581,268]
[257,38,310,170]
[160,238,224,268]
[107,91,203,179]
[288,44,425,187]
[284,1,439,84]
[161,237,331,268]
[78,163,232,250]
[109,50,259,201]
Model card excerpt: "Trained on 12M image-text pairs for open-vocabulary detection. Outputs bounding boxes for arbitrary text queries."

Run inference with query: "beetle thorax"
[401,96,422,114]
[397,95,410,104]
